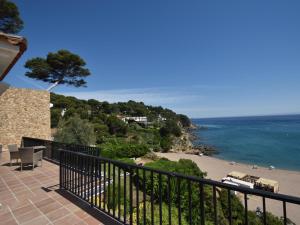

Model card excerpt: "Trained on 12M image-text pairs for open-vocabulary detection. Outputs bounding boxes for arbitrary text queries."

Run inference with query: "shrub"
[133,202,189,225]
[50,108,61,128]
[140,159,210,225]
[160,136,172,152]
[93,123,109,144]
[160,120,182,137]
[100,141,150,159]
[106,116,128,136]
[54,114,96,146]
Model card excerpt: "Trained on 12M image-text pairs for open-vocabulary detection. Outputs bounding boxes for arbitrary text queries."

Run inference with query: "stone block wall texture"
[0,87,51,149]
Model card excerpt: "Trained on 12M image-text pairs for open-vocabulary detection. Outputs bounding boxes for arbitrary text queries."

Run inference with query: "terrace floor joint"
[28,199,53,225]
[8,205,20,224]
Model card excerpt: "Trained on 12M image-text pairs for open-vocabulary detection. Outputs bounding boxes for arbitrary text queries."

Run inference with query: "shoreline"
[210,154,300,173]
[157,152,300,223]
[184,123,300,175]
[157,152,300,195]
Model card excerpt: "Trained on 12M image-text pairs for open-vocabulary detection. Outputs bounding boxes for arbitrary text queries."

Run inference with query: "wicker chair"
[19,147,43,171]
[8,144,20,166]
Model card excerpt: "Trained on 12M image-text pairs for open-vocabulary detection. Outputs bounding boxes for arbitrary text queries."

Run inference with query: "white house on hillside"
[121,116,148,124]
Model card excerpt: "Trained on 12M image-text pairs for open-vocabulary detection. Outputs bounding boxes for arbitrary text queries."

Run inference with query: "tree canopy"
[24,50,91,90]
[50,93,192,151]
[54,114,96,146]
[0,0,23,34]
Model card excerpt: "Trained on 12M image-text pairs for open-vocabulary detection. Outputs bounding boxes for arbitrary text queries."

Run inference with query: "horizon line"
[192,113,300,120]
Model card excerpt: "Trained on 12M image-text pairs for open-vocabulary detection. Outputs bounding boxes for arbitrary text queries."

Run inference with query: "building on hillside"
[158,114,167,121]
[121,116,148,124]
[117,115,149,125]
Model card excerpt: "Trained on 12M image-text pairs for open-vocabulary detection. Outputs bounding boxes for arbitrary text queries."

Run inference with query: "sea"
[192,114,300,171]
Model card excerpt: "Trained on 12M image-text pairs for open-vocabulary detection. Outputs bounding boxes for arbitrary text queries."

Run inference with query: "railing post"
[59,150,62,189]
[51,141,54,161]
[91,156,94,207]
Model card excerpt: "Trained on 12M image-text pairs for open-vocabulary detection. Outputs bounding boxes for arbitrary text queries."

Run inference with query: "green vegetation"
[139,158,284,225]
[141,158,217,225]
[24,50,91,91]
[50,93,191,153]
[100,139,150,159]
[0,0,23,34]
[54,114,96,146]
[133,202,189,225]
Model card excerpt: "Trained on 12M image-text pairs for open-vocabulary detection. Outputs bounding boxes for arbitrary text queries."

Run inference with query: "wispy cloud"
[59,86,204,107]
[59,85,237,117]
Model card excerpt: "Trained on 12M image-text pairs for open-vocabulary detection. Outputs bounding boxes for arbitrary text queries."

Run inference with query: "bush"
[100,140,150,159]
[219,189,245,224]
[160,136,172,152]
[140,159,209,225]
[50,108,61,128]
[133,202,189,225]
[106,116,128,136]
[160,120,181,137]
[93,123,109,144]
[54,114,96,146]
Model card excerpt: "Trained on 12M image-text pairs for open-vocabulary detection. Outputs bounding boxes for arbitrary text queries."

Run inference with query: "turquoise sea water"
[192,115,300,171]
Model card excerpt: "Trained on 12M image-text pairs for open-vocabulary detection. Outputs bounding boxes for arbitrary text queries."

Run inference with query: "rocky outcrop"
[171,123,218,156]
[191,144,219,156]
[171,128,194,152]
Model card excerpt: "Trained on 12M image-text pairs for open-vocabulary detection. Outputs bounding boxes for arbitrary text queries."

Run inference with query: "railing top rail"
[22,136,100,150]
[59,149,300,205]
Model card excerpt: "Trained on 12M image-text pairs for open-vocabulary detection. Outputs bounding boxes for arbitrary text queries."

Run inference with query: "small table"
[32,146,46,152]
[32,146,46,166]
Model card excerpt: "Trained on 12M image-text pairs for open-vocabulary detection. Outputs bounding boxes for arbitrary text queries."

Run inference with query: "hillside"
[50,93,192,155]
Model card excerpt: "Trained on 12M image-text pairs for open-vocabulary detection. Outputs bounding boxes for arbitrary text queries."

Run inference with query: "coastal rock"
[171,123,218,156]
[191,145,219,156]
[183,144,218,156]
[171,128,194,152]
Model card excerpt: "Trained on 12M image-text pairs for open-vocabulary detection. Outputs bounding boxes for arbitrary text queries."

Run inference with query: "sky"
[5,0,300,118]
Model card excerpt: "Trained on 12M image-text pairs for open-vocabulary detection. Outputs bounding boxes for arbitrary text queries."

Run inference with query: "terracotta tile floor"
[0,151,119,225]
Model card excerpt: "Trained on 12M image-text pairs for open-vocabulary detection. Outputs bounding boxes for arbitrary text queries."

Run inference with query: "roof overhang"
[0,32,27,81]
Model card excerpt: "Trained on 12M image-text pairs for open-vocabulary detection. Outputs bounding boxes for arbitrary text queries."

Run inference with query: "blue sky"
[5,0,300,118]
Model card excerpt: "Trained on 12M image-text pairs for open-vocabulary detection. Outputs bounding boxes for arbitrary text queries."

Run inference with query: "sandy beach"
[157,152,300,224]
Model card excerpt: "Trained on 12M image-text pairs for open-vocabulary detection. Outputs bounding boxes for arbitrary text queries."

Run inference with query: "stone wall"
[0,86,51,149]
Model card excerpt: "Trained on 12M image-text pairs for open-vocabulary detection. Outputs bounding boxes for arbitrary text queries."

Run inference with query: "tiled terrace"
[0,151,119,225]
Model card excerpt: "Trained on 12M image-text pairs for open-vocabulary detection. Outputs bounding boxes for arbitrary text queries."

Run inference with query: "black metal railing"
[22,137,100,162]
[59,149,300,225]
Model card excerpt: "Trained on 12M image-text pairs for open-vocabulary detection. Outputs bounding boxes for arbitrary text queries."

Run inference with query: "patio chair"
[8,144,20,166]
[19,147,43,171]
